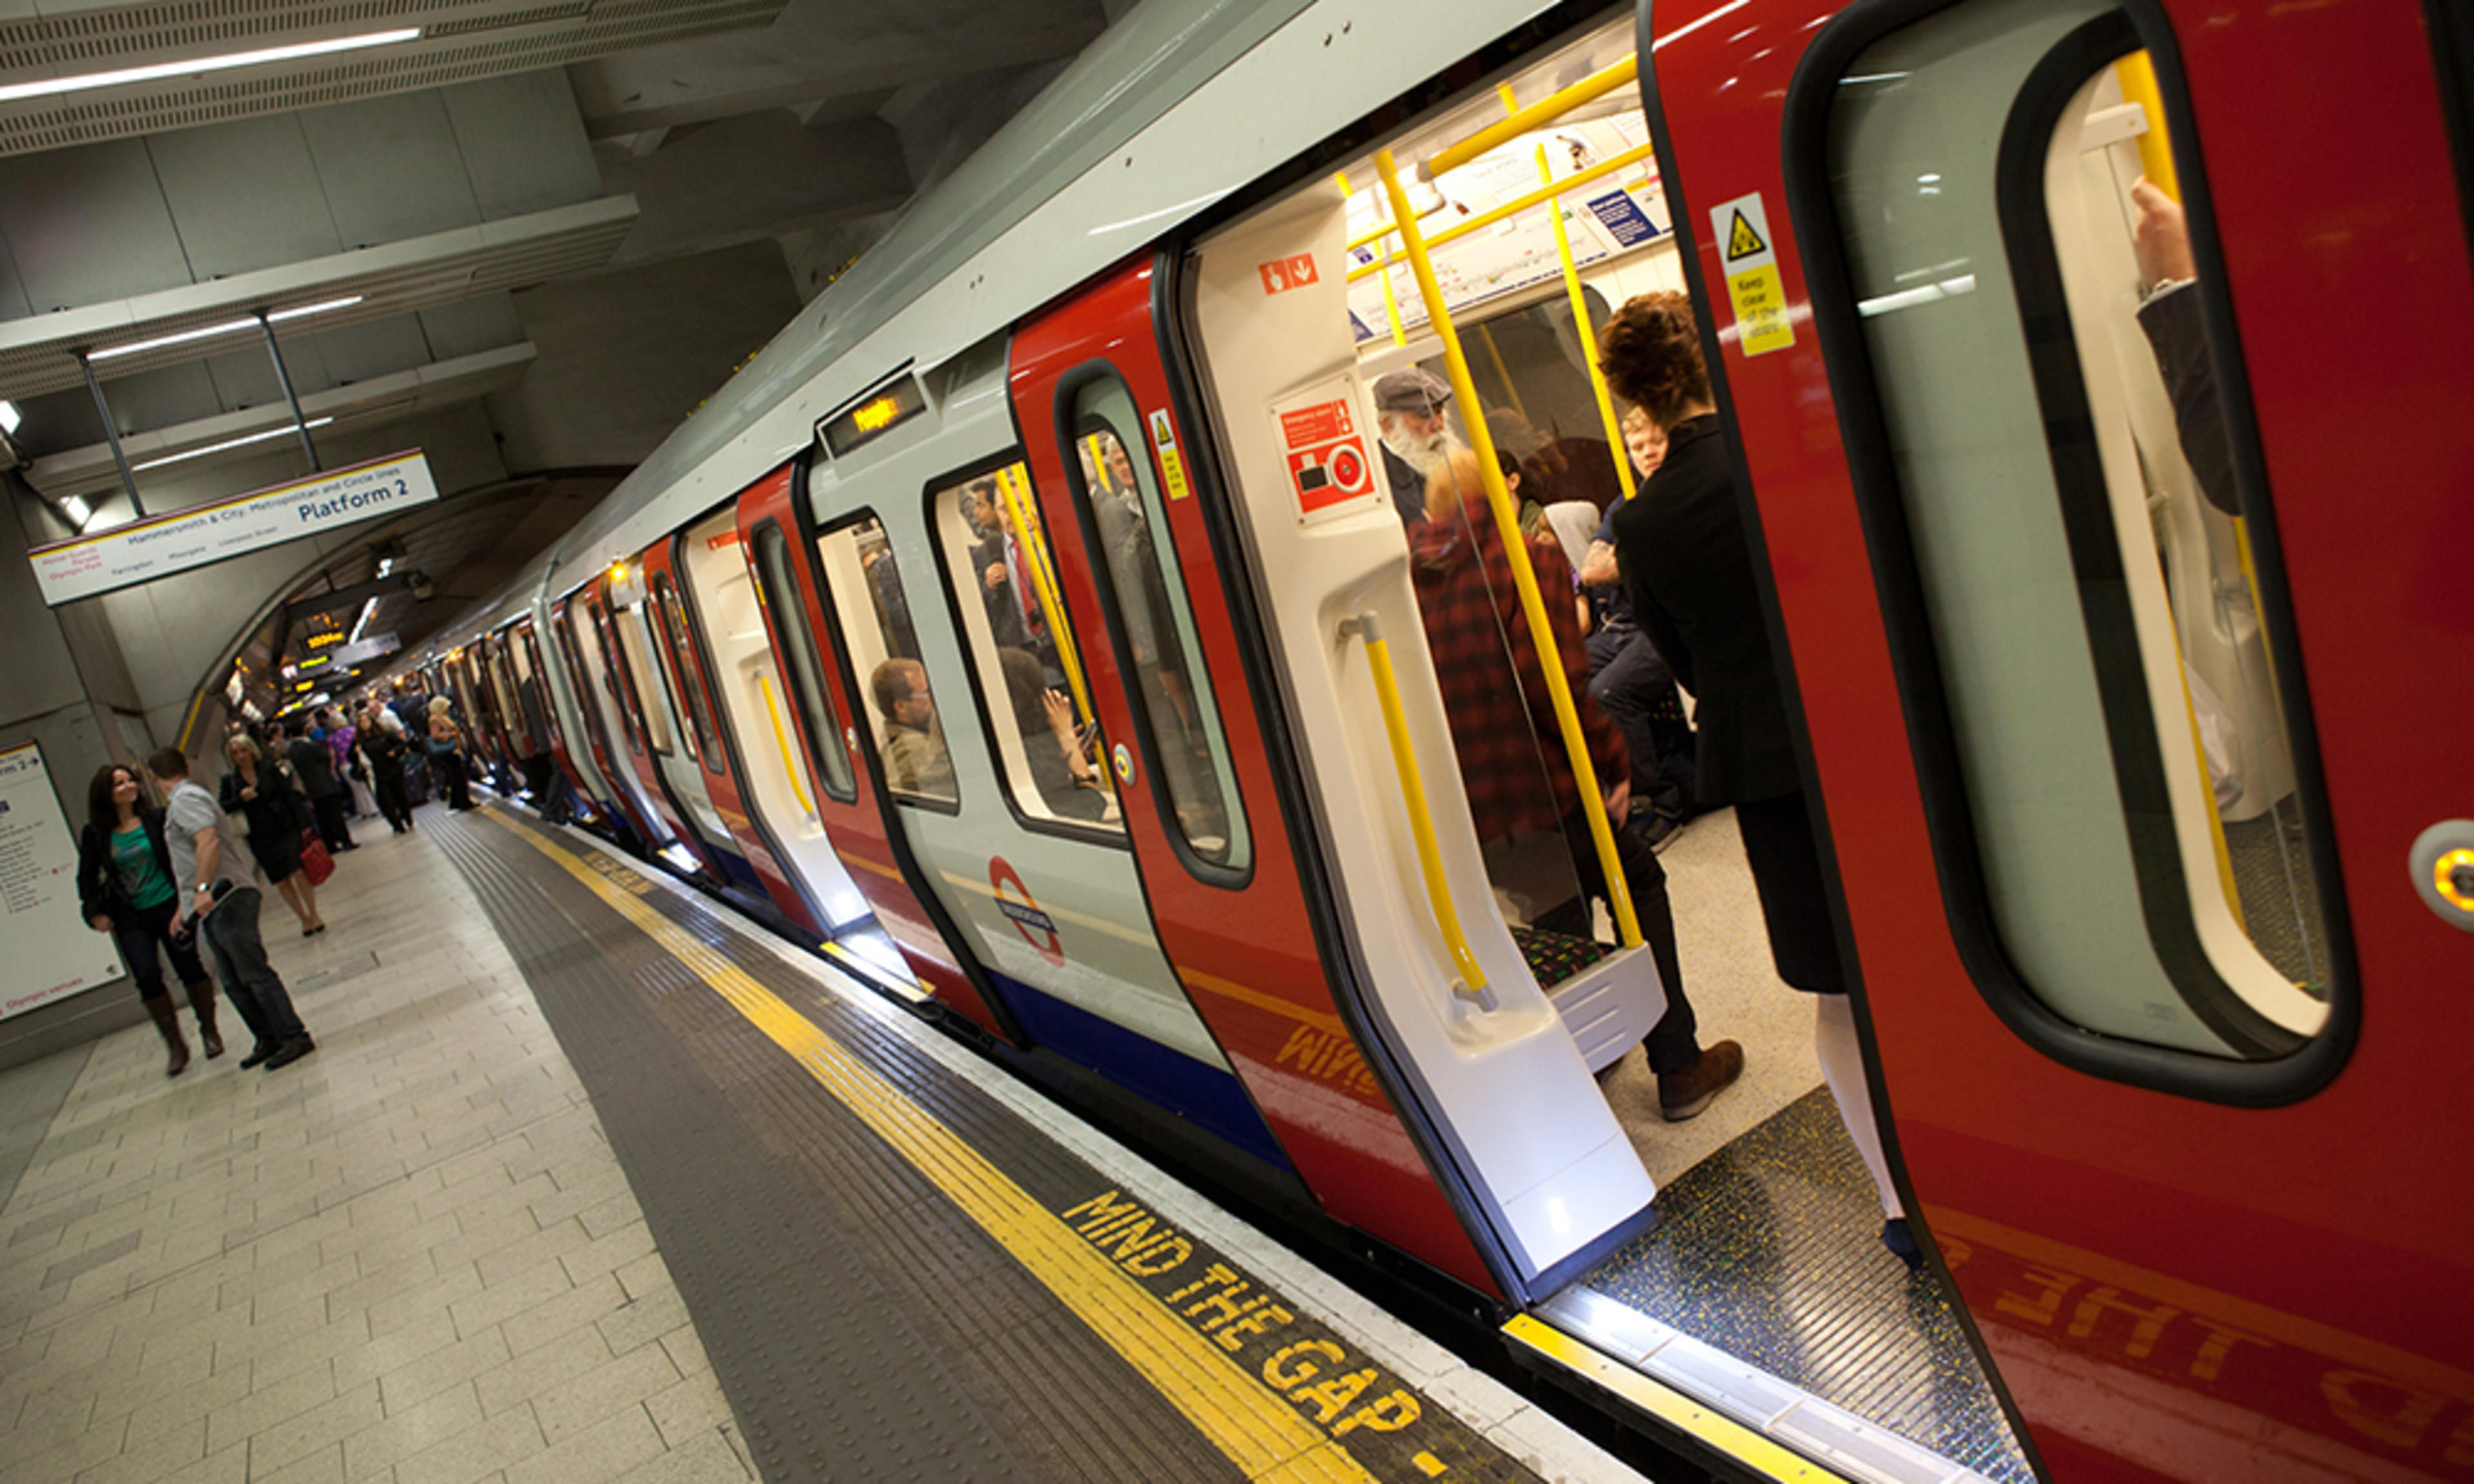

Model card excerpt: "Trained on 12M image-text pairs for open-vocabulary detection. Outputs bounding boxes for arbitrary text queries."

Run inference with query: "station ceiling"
[0,0,1120,720]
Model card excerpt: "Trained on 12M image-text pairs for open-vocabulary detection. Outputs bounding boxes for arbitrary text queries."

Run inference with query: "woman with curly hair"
[1598,290,1921,1271]
[75,763,223,1074]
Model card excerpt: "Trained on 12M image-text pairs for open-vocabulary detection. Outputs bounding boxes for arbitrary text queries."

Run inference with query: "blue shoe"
[1882,1218,1925,1273]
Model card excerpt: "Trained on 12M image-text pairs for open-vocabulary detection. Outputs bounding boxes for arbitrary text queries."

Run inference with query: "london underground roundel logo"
[988,855,1064,967]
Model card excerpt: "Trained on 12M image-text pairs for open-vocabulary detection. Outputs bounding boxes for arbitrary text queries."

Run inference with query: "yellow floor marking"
[483,812,1383,1483]
[1501,1315,1848,1483]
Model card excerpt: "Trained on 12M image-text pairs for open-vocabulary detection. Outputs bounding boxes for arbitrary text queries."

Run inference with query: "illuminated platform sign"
[27,450,439,605]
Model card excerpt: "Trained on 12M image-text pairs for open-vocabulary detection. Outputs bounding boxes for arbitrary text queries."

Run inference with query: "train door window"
[613,602,680,759]
[930,461,1122,836]
[653,574,725,775]
[1816,0,2337,1060]
[814,513,956,806]
[1413,290,1630,523]
[1062,376,1249,875]
[588,604,649,758]
[749,526,856,804]
[519,628,560,752]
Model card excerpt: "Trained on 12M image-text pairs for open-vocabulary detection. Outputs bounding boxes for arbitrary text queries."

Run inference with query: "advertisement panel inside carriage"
[450,1,2470,1478]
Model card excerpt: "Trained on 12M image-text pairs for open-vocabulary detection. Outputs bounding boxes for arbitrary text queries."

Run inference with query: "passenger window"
[1414,290,1629,538]
[749,526,857,804]
[815,514,955,806]
[1821,0,2335,1059]
[1064,377,1249,875]
[932,461,1122,835]
[614,602,680,759]
[589,604,647,758]
[653,575,725,774]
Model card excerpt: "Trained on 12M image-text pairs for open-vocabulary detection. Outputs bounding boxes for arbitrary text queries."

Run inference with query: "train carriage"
[381,1,2474,1478]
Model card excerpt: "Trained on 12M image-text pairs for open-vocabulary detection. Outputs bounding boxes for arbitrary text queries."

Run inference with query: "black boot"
[144,997,191,1078]
[185,980,224,1059]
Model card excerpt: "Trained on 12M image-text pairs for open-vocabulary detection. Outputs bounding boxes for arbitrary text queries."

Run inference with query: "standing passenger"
[428,698,476,812]
[360,704,414,834]
[77,764,222,1075]
[1599,290,1918,1268]
[149,749,314,1070]
[222,734,325,936]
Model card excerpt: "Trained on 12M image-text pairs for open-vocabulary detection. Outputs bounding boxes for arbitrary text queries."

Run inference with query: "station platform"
[0,802,1645,1484]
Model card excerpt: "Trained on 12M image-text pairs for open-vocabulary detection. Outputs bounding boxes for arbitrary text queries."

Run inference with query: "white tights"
[1815,994,1903,1220]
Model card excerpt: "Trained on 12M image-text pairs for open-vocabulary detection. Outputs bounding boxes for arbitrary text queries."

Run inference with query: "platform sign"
[0,742,124,1020]
[28,450,440,606]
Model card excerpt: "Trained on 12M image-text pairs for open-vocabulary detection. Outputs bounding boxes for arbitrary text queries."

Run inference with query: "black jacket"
[1611,415,1802,806]
[2134,283,2238,516]
[223,761,312,838]
[288,737,342,800]
[76,810,176,924]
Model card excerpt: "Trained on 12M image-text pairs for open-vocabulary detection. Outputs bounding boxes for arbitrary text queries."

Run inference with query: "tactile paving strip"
[1578,1090,2033,1483]
[432,808,1548,1484]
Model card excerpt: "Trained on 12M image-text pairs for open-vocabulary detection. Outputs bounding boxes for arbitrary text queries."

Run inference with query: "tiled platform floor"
[0,808,751,1484]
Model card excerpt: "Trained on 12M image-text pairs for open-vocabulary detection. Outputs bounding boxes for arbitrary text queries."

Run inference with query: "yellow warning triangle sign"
[1726,209,1767,261]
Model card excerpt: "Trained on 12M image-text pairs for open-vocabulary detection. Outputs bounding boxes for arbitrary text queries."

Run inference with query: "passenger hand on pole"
[2130,178,2196,289]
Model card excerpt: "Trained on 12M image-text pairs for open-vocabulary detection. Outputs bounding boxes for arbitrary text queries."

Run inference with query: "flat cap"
[1372,367,1451,414]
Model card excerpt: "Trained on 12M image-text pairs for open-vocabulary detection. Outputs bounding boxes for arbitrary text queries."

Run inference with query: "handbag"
[299,831,335,887]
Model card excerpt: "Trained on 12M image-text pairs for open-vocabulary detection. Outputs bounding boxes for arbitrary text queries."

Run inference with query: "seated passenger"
[998,649,1109,825]
[1411,447,1741,1117]
[1578,407,1696,844]
[868,658,954,798]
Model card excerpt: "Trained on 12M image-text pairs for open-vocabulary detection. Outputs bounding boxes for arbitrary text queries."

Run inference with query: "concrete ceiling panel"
[198,343,296,418]
[0,227,31,322]
[145,116,343,281]
[303,91,484,250]
[95,360,222,437]
[300,312,434,389]
[0,140,189,311]
[441,73,604,222]
[599,111,911,267]
[416,293,526,362]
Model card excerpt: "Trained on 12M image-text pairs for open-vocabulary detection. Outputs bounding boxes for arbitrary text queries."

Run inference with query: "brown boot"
[185,981,224,1059]
[1656,1039,1743,1122]
[145,997,191,1078]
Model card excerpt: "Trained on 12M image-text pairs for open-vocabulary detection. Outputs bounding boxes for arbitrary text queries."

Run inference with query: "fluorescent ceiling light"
[376,557,395,578]
[131,415,333,471]
[89,297,364,363]
[0,30,421,106]
[59,495,91,528]
[0,400,18,434]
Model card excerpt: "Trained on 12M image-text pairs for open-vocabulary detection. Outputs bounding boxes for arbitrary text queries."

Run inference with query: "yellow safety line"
[756,672,816,817]
[1374,148,1641,949]
[995,464,1096,728]
[1352,620,1490,998]
[1347,142,1660,284]
[1501,1317,1850,1483]
[1428,55,1640,177]
[480,810,1383,1483]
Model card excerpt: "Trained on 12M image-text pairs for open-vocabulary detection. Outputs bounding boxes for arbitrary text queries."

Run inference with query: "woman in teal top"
[76,763,223,1076]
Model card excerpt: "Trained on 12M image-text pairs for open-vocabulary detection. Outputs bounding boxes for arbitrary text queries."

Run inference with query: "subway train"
[343,0,2474,1479]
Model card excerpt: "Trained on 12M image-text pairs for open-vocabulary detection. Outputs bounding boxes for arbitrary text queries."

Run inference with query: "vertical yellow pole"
[1375,147,1640,948]
[2112,52,2179,201]
[1537,142,1636,500]
[994,465,1093,725]
[1339,169,1410,347]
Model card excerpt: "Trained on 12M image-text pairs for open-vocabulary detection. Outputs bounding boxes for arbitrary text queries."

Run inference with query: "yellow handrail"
[1376,147,1642,949]
[1536,140,1636,501]
[1346,613,1493,1007]
[1338,169,1408,347]
[1429,55,1639,177]
[994,464,1095,730]
[756,671,816,817]
[1347,142,1660,283]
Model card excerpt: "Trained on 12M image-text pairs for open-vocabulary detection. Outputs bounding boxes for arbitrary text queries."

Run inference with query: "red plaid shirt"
[1410,496,1627,842]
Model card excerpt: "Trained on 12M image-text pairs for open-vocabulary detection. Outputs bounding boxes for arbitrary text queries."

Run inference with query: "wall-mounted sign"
[27,450,440,606]
[0,742,123,1020]
[331,634,399,668]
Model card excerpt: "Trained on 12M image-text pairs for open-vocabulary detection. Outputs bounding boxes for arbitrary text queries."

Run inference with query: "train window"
[930,461,1122,837]
[1413,290,1629,526]
[518,627,560,752]
[749,525,857,804]
[1817,0,2336,1061]
[1063,375,1249,877]
[815,513,956,807]
[653,574,726,775]
[613,602,680,759]
[588,603,648,758]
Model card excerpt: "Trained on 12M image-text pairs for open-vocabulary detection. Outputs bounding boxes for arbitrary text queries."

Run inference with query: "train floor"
[0,799,1642,1484]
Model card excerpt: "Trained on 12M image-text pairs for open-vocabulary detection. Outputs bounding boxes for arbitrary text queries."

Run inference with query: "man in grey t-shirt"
[149,748,314,1070]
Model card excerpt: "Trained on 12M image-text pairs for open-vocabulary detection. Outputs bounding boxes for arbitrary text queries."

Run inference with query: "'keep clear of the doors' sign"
[28,450,441,606]
[0,742,123,1020]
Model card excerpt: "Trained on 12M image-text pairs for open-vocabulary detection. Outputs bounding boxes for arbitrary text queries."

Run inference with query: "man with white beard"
[1373,368,1461,526]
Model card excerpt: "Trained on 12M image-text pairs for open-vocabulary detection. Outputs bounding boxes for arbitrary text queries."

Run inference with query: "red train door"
[1646,0,2474,1477]
[651,528,823,937]
[586,571,714,877]
[734,459,1022,1043]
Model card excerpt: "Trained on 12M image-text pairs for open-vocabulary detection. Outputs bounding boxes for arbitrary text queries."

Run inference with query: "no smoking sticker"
[1709,191,1794,357]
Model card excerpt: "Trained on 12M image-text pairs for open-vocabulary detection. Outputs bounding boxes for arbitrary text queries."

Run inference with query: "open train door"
[1644,0,2474,1476]
[1010,257,1669,1300]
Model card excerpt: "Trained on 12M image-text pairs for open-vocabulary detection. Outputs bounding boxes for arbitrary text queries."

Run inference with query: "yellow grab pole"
[1430,55,1639,176]
[1538,142,1636,500]
[1375,147,1640,948]
[2112,52,2179,202]
[995,465,1094,725]
[756,671,816,816]
[1350,614,1491,1005]
[1339,169,1410,347]
[1348,142,1660,283]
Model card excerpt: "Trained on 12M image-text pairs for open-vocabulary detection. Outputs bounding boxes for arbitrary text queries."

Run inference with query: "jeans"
[311,792,352,851]
[1586,625,1695,823]
[110,896,207,1003]
[372,766,412,830]
[1534,807,1702,1076]
[198,888,307,1047]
